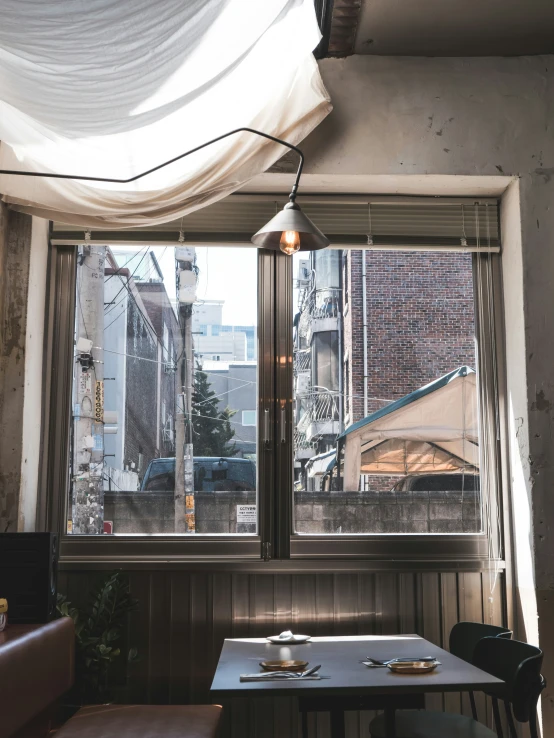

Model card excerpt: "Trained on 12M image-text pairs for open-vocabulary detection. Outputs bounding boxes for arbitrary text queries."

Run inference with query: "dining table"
[210,634,504,738]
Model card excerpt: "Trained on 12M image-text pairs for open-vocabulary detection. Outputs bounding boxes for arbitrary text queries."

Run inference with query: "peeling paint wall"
[306,54,554,732]
[18,218,49,531]
[0,204,33,532]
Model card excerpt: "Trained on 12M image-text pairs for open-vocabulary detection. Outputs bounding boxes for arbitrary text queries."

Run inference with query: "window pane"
[69,245,258,535]
[293,249,481,535]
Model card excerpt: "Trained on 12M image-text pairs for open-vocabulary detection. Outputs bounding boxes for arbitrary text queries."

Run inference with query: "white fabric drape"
[0,0,331,228]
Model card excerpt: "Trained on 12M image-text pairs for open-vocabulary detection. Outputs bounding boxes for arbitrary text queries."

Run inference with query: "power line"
[104,245,150,285]
[103,247,151,314]
[194,379,254,406]
[104,247,164,319]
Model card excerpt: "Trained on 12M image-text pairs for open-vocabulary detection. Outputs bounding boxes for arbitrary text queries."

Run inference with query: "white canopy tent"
[306,449,336,479]
[340,367,479,491]
[0,0,331,228]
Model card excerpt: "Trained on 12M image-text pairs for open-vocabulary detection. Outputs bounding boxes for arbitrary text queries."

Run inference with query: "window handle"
[280,406,286,444]
[263,408,270,448]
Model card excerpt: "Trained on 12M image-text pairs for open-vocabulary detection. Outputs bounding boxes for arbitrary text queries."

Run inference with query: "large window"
[46,196,504,560]
[69,245,258,536]
[293,250,481,535]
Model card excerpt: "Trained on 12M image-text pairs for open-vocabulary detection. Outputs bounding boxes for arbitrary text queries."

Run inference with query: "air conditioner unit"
[176,246,195,264]
[178,269,197,304]
[163,359,176,374]
[298,259,310,281]
[296,373,310,393]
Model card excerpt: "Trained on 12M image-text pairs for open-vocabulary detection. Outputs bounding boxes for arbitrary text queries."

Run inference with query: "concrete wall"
[298,54,554,730]
[0,205,48,532]
[104,489,479,535]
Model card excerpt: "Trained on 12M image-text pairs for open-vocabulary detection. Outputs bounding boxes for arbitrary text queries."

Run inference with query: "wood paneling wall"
[58,569,505,738]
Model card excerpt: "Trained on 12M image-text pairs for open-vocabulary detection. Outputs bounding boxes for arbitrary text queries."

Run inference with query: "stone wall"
[104,489,480,535]
[295,490,481,534]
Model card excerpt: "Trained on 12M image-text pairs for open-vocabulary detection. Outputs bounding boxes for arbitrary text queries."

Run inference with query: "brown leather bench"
[0,618,222,738]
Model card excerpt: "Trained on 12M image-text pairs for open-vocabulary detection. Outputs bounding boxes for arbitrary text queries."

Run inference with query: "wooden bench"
[0,618,222,738]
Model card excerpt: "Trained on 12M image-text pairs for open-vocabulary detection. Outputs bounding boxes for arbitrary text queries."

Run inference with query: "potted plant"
[57,571,139,709]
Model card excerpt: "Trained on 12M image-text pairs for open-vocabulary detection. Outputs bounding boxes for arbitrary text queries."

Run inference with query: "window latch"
[263,408,271,449]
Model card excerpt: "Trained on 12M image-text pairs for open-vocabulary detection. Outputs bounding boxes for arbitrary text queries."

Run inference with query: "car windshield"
[142,458,255,492]
[142,460,175,491]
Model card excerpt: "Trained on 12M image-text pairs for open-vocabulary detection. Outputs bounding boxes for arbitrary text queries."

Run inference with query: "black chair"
[449,622,512,720]
[369,637,545,738]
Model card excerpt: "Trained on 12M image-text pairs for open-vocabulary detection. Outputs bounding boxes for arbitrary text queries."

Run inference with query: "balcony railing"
[298,286,341,338]
[296,386,340,441]
[294,348,311,375]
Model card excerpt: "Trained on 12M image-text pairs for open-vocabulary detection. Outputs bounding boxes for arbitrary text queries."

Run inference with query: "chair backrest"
[449,621,512,663]
[473,637,544,723]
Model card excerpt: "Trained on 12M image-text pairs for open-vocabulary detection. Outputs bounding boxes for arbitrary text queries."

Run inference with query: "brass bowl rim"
[387,660,438,673]
[260,659,309,672]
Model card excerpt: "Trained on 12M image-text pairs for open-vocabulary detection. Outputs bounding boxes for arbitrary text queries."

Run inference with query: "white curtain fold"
[0,0,331,228]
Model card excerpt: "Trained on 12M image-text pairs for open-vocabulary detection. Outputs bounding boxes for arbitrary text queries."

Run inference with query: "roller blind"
[51,196,500,252]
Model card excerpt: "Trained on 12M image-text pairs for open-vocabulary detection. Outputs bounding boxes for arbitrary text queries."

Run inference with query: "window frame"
[42,204,507,568]
[278,248,505,561]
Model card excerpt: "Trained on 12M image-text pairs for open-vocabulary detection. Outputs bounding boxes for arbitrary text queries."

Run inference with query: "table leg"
[384,708,396,738]
[330,710,346,738]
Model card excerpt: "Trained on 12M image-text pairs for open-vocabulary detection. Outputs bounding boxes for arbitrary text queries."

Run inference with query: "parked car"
[390,473,480,493]
[140,456,256,493]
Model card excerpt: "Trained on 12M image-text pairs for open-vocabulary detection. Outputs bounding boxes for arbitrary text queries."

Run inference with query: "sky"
[112,245,258,326]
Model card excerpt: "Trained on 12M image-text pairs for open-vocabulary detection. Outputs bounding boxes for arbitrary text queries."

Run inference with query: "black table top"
[210,634,504,698]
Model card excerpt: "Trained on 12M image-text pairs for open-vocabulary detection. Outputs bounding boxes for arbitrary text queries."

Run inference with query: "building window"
[242,410,256,426]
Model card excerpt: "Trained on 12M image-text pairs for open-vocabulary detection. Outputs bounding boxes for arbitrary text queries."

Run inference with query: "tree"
[191,367,237,457]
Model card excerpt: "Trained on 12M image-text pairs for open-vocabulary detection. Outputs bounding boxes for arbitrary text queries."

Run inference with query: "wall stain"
[535,167,554,183]
[532,389,552,413]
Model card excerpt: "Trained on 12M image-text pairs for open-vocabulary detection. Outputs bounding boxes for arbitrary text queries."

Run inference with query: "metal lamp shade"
[251,202,330,251]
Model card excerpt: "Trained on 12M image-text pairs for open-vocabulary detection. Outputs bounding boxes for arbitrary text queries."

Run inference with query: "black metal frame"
[40,211,508,570]
[0,127,304,202]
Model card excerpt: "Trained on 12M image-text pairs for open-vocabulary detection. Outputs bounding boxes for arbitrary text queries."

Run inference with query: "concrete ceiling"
[352,0,554,56]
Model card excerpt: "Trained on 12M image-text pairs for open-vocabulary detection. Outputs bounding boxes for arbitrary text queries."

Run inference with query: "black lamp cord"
[0,127,304,203]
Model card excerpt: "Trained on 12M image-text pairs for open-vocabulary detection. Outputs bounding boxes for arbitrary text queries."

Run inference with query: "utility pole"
[174,247,197,533]
[72,243,106,535]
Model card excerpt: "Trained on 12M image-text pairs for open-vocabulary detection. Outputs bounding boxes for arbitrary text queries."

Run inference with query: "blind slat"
[52,197,500,251]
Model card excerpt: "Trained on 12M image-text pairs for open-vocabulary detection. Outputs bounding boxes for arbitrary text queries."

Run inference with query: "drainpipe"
[362,251,368,417]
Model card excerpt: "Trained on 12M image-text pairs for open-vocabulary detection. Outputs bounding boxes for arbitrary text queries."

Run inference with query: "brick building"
[343,250,476,423]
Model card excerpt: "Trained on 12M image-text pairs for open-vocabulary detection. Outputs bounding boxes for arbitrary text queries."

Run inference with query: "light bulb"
[279,230,301,255]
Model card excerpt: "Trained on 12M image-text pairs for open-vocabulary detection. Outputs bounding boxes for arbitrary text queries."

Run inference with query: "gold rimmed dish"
[387,660,439,674]
[260,660,309,672]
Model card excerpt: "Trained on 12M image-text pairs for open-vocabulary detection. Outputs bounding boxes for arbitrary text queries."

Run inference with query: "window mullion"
[272,252,293,559]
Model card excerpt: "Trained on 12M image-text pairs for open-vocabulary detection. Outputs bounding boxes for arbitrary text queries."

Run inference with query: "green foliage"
[192,366,237,457]
[57,571,138,704]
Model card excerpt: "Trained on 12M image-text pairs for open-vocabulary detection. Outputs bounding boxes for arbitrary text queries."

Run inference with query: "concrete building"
[202,360,257,458]
[193,299,257,361]
[103,250,180,489]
